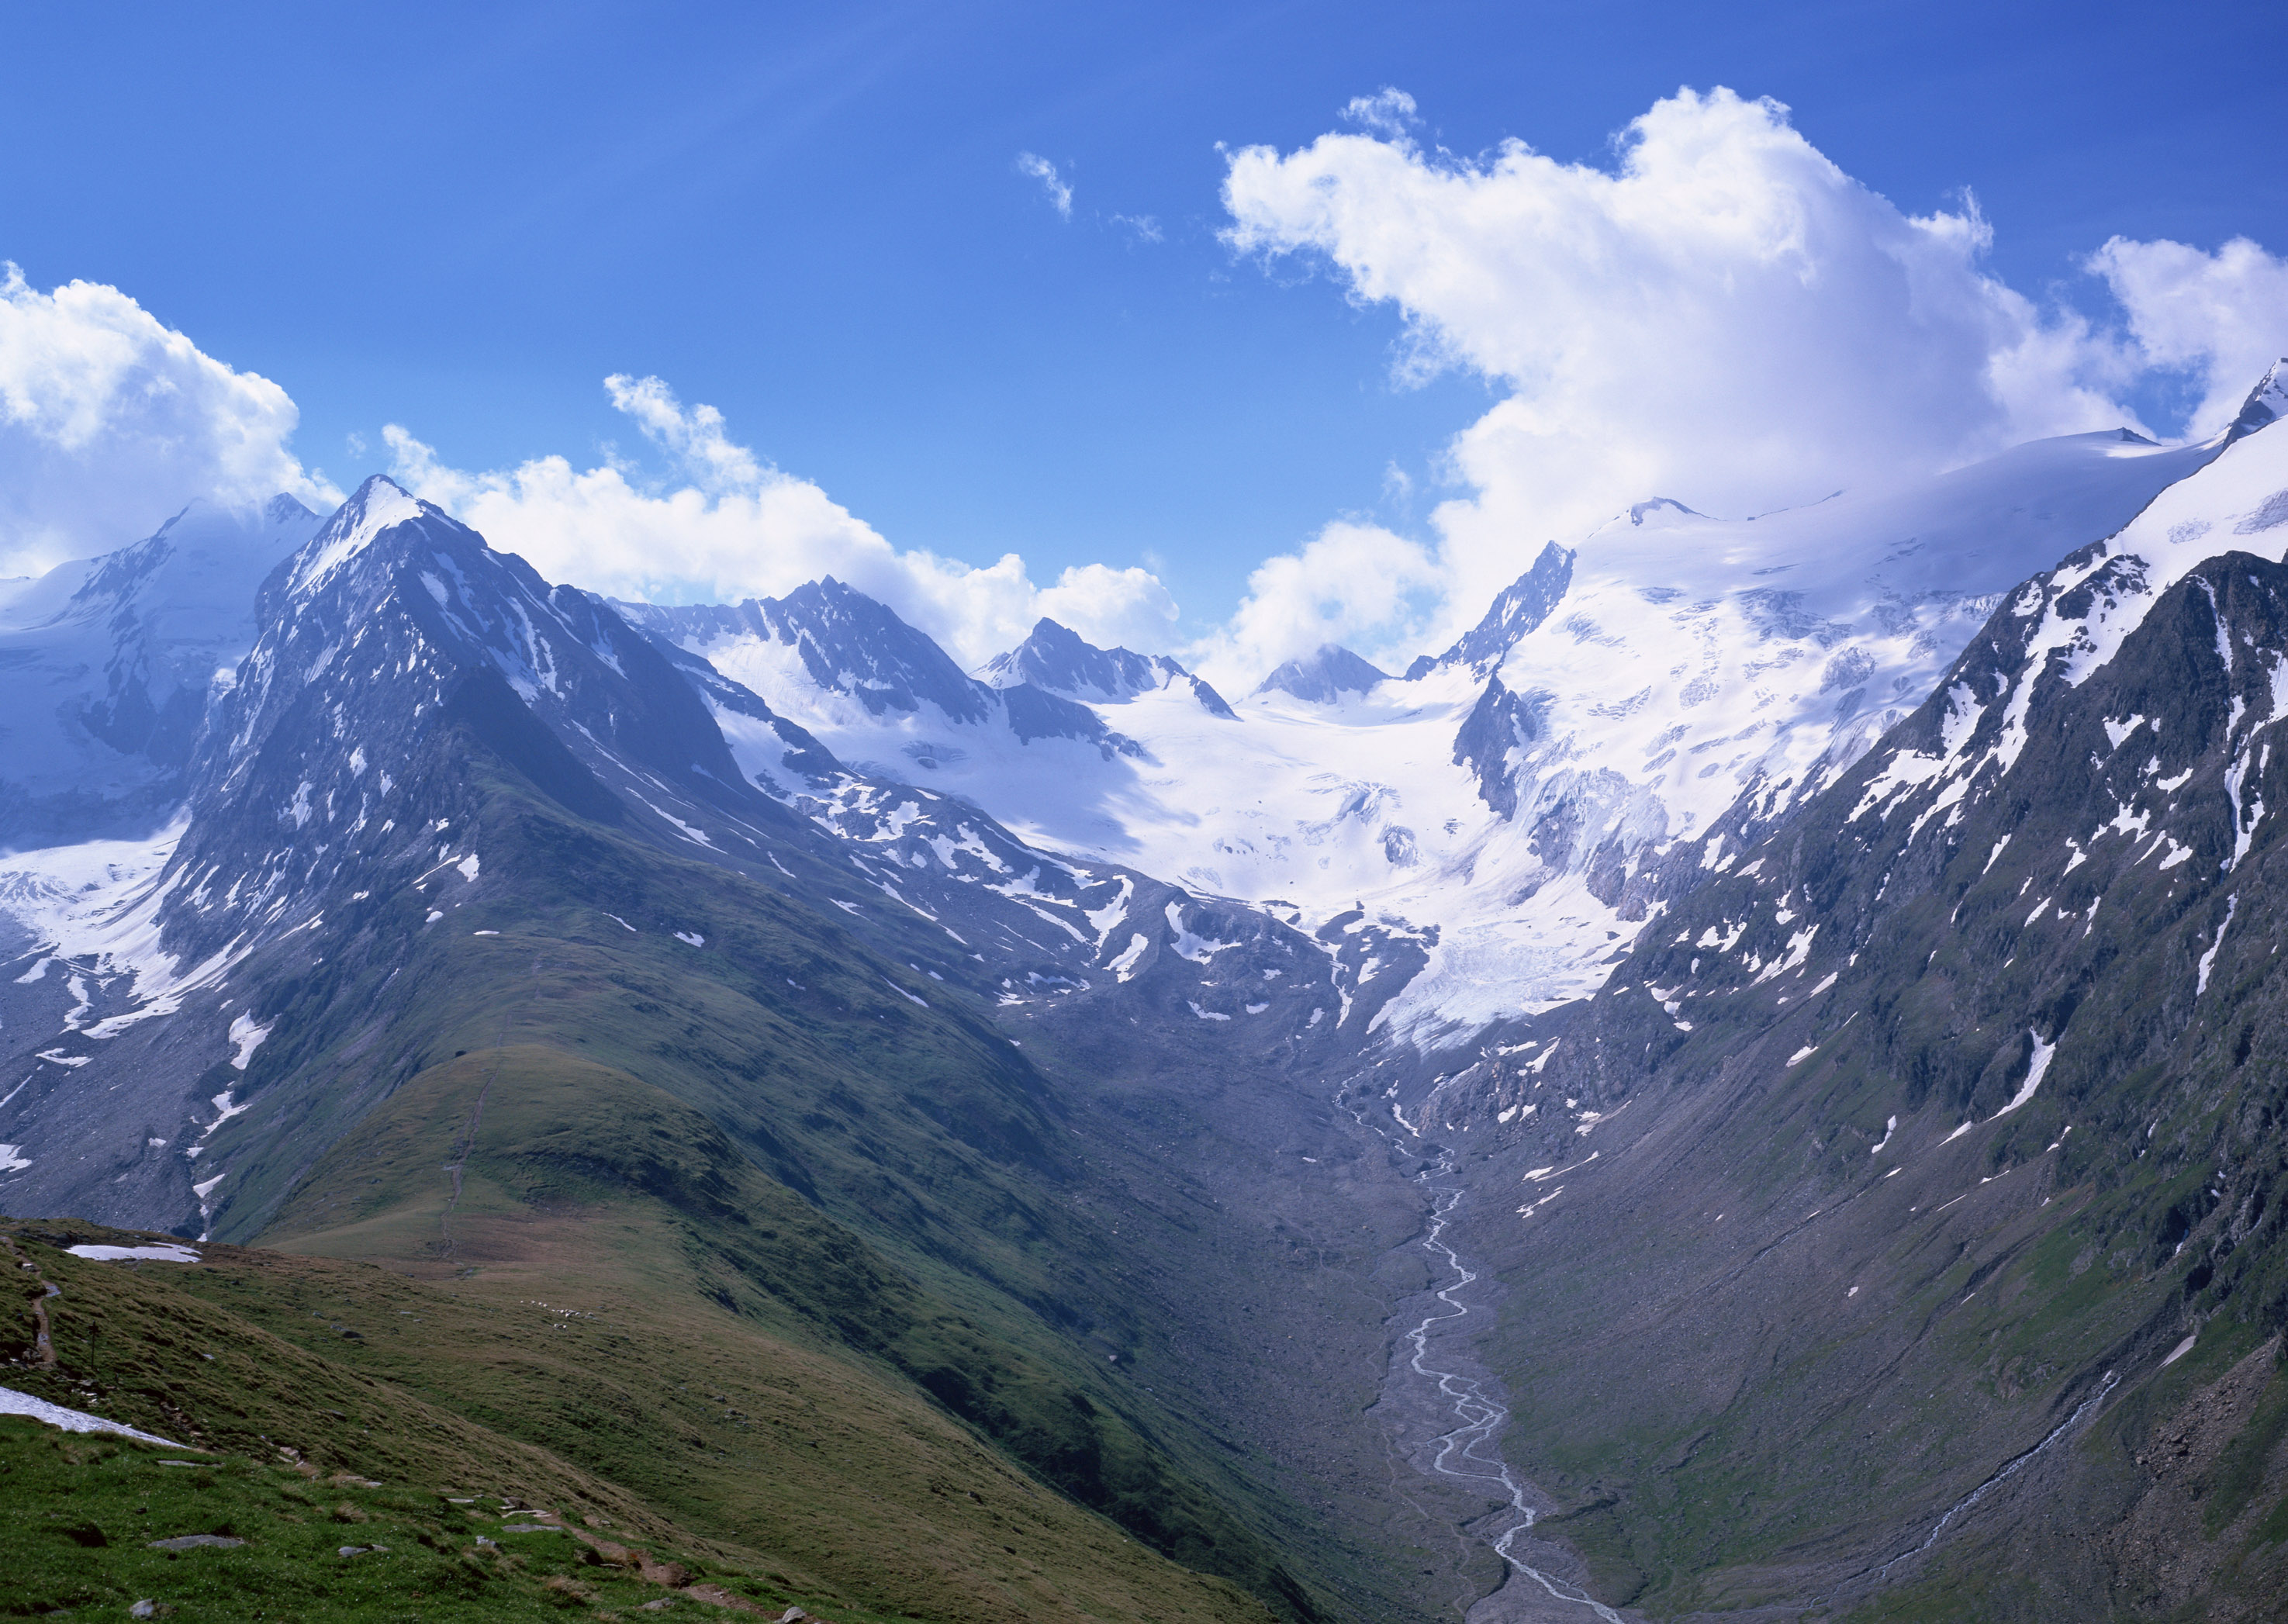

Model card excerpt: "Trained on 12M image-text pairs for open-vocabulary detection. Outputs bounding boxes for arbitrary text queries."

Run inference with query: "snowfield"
[655,427,2217,1044]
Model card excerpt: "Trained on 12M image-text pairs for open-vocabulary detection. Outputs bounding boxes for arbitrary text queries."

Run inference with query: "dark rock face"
[1253,644,1390,704]
[1430,540,1576,676]
[1449,675,1547,819]
[998,682,1142,755]
[2224,358,2287,447]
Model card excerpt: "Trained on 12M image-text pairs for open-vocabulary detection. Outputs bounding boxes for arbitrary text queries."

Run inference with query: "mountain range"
[5,362,2288,1622]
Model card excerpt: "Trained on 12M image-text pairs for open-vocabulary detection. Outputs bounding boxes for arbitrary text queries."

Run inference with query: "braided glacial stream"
[1391,1146,1625,1622]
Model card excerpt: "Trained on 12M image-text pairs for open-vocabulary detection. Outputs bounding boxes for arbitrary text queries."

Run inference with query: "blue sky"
[2,1,2285,669]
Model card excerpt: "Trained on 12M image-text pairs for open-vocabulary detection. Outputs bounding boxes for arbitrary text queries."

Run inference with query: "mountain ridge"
[8,375,2288,1622]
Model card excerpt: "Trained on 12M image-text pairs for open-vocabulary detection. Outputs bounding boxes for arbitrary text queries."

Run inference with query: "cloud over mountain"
[385,375,1177,667]
[1216,85,2287,672]
[2089,233,2288,437]
[0,265,337,575]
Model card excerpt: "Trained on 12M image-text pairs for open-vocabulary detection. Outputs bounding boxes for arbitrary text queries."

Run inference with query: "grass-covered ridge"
[150,696,1360,1619]
[255,1045,1314,1617]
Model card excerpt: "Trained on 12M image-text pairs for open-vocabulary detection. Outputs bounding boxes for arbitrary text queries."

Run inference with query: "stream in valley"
[1372,1139,1632,1623]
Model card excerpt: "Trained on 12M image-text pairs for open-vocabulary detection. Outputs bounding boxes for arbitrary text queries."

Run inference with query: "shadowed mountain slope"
[1412,406,2288,1619]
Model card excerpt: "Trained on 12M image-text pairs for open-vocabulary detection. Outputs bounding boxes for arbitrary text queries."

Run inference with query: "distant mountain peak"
[613,582,1155,765]
[1252,644,1390,704]
[978,617,1236,717]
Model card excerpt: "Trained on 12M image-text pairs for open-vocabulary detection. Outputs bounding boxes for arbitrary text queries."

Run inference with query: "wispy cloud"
[1015,151,1073,219]
[2089,233,2288,434]
[1339,87,1419,139]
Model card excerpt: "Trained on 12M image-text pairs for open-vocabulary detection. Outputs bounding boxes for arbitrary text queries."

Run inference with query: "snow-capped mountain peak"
[613,583,1149,786]
[614,577,990,724]
[1253,644,1390,703]
[283,474,429,599]
[0,493,323,846]
[976,617,1236,718]
[1419,541,1577,677]
[2225,356,2288,446]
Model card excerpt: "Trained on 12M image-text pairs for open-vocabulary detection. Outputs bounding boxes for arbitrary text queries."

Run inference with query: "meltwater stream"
[1384,1137,2122,1620]
[1389,1149,1626,1623]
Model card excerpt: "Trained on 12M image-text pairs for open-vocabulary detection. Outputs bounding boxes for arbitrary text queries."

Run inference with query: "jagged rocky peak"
[1252,644,1390,704]
[977,617,1236,718]
[209,472,754,842]
[1450,675,1547,820]
[611,582,1149,764]
[612,576,991,724]
[278,474,434,600]
[1428,540,1577,676]
[2225,356,2288,445]
[769,576,994,722]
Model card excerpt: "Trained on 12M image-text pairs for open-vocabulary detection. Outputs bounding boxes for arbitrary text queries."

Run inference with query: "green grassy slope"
[4,1419,780,1624]
[4,1219,1277,1623]
[169,719,1350,1619]
[258,1044,1308,1614]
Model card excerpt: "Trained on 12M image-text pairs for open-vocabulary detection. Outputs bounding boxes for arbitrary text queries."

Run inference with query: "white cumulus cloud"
[2089,234,2288,435]
[1216,86,2269,664]
[386,375,1177,667]
[1187,519,1441,691]
[0,264,336,575]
